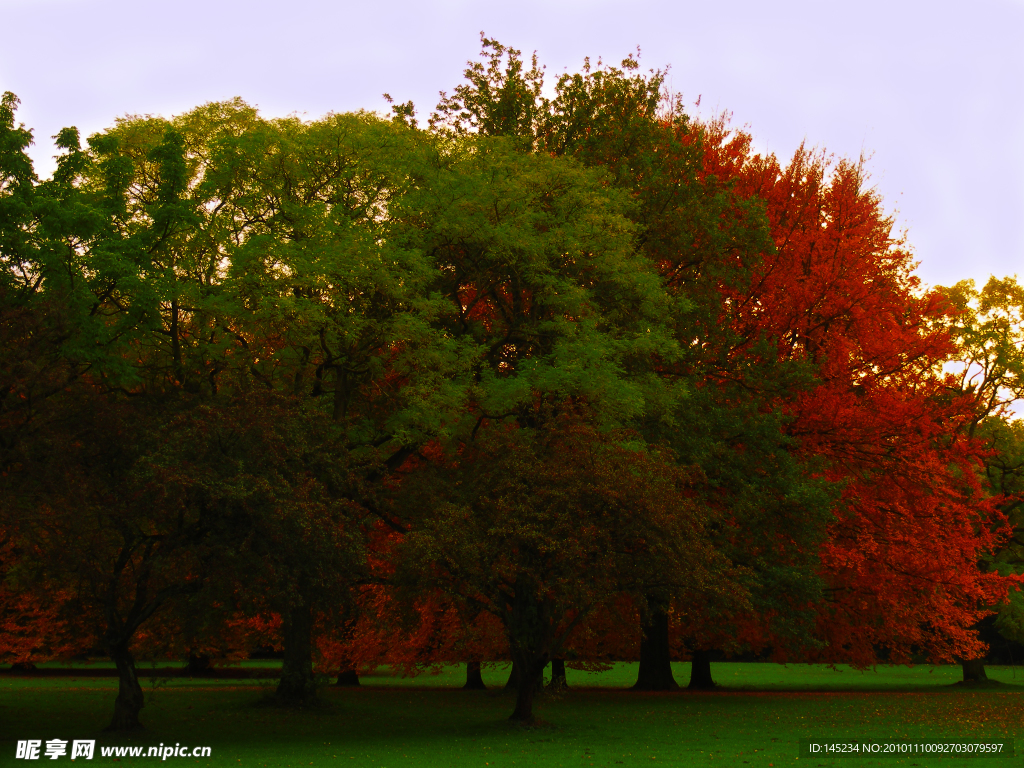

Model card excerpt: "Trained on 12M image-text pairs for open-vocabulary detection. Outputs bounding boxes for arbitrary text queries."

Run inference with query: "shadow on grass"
[252,691,336,712]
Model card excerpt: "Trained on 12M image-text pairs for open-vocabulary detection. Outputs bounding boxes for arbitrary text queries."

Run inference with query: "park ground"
[2,663,1022,767]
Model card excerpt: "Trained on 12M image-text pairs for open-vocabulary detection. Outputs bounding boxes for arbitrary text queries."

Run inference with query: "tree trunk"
[688,648,716,690]
[464,661,486,690]
[509,658,544,723]
[107,645,144,731]
[335,668,360,686]
[276,603,317,704]
[961,658,988,683]
[186,652,211,676]
[632,607,678,691]
[505,660,518,690]
[548,658,568,690]
[505,658,545,691]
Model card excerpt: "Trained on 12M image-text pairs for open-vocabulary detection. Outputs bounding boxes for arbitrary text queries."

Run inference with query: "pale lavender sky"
[1,0,1021,289]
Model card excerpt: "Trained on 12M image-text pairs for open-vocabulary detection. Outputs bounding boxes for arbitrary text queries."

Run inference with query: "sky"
[1,0,1021,290]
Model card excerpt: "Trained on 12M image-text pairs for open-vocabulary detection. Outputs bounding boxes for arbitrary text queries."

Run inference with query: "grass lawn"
[2,663,1022,767]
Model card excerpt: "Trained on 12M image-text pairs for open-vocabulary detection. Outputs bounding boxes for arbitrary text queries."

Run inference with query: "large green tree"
[1,98,457,722]
[1,98,269,728]
[429,38,836,691]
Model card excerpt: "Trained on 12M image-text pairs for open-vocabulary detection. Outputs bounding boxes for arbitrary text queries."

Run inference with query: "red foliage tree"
[683,119,1014,669]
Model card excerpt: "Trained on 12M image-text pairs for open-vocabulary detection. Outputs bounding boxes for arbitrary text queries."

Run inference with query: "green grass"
[2,663,1022,767]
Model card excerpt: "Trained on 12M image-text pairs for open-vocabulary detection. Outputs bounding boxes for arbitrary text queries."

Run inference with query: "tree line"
[3,37,1024,730]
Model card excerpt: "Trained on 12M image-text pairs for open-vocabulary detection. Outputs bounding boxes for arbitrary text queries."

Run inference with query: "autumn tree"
[687,124,1015,672]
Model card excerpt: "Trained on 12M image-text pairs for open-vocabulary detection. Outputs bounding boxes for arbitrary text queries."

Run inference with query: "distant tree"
[939,276,1024,681]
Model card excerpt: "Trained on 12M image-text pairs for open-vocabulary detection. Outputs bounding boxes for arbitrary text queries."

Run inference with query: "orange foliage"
[684,118,1014,665]
[0,528,94,664]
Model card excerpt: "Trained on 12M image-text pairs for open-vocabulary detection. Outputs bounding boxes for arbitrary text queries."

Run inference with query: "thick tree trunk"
[632,607,678,691]
[464,661,486,690]
[688,648,716,690]
[276,603,317,704]
[505,658,545,691]
[548,658,568,690]
[961,658,988,683]
[107,645,144,731]
[335,668,360,686]
[509,657,545,723]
